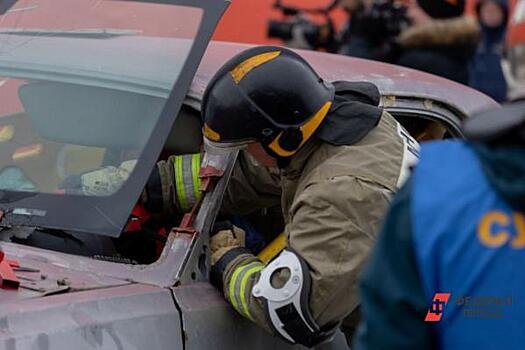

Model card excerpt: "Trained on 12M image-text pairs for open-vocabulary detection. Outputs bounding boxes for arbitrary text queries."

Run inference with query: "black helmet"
[202,46,335,158]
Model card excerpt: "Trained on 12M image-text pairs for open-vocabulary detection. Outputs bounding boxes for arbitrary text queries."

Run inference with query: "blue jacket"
[354,141,525,350]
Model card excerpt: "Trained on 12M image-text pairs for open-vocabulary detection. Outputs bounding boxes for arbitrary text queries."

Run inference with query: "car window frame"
[381,95,466,138]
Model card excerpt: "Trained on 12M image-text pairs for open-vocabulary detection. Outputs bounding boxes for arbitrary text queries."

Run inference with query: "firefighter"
[394,0,480,85]
[353,103,525,349]
[197,46,419,347]
[72,45,418,345]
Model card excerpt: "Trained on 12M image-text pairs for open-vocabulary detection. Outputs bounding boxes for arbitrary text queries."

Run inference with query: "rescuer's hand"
[210,221,245,265]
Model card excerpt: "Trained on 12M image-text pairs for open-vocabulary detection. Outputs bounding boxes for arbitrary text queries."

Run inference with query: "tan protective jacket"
[219,111,411,337]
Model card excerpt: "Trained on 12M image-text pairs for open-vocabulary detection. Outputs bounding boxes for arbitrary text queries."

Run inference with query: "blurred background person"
[504,0,525,100]
[309,0,481,85]
[338,0,410,61]
[265,0,341,52]
[266,0,412,59]
[394,0,480,84]
[469,0,509,102]
[338,0,373,58]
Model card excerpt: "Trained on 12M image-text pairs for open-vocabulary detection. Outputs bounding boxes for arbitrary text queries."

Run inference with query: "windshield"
[0,0,222,236]
[0,0,201,195]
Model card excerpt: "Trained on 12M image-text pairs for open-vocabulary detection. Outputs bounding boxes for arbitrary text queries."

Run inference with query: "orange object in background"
[213,0,347,44]
[507,0,524,48]
[213,0,508,45]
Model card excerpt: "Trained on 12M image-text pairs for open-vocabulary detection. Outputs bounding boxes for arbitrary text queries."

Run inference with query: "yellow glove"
[210,222,245,265]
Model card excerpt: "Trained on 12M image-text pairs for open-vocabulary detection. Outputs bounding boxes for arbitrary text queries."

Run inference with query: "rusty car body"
[0,0,497,349]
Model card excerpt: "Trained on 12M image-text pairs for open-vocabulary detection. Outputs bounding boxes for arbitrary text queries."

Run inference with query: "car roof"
[0,36,496,118]
[190,42,498,117]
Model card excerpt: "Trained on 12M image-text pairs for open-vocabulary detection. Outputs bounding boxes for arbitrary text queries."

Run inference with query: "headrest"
[19,81,165,150]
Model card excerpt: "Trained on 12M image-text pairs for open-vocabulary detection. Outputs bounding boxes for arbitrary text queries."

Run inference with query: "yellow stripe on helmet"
[268,101,332,157]
[230,51,281,84]
[204,124,221,142]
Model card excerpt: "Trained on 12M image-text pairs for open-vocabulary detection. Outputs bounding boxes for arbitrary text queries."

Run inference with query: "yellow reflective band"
[191,153,202,203]
[240,264,264,320]
[229,262,261,316]
[12,144,43,161]
[174,155,188,212]
[0,125,14,142]
[230,51,281,84]
[268,101,332,157]
[511,213,525,249]
[228,263,249,314]
[204,124,220,141]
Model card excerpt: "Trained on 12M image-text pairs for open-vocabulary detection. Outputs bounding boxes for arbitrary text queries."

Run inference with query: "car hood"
[0,243,132,303]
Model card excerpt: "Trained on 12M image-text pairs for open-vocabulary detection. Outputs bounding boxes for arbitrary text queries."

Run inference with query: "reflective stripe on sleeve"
[228,261,264,319]
[191,153,202,202]
[173,154,202,213]
[182,154,197,209]
[174,155,187,212]
[240,264,264,319]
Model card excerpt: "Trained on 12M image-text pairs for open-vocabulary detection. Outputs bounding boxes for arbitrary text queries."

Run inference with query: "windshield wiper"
[0,225,83,244]
[0,28,141,39]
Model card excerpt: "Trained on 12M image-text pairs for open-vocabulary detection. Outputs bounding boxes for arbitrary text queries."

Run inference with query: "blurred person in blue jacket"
[469,0,509,102]
[353,101,525,350]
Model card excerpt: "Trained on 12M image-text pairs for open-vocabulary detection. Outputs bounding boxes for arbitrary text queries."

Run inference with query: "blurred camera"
[362,0,410,42]
[267,0,337,51]
[268,18,332,49]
